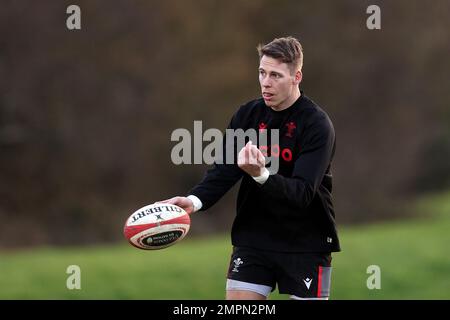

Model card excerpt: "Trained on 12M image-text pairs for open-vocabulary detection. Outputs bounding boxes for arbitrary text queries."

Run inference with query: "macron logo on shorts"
[303,278,313,290]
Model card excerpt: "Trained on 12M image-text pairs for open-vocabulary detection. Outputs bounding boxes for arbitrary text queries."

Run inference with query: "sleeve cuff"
[187,195,203,212]
[252,167,270,184]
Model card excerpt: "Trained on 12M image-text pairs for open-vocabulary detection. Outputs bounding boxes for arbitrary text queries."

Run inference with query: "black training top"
[188,92,341,253]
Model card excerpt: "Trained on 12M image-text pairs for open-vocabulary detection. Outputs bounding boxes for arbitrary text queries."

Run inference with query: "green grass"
[1,192,449,299]
[330,192,450,299]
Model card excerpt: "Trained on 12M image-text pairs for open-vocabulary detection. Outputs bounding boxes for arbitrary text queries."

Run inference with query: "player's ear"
[293,70,302,85]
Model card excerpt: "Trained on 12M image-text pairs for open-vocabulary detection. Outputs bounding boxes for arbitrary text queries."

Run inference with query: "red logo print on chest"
[285,122,296,138]
[259,144,293,162]
[258,122,268,132]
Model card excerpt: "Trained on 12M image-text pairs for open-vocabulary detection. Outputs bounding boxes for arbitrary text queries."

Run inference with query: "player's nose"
[262,78,272,87]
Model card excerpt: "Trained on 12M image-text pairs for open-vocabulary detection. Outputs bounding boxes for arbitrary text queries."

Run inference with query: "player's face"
[259,55,301,110]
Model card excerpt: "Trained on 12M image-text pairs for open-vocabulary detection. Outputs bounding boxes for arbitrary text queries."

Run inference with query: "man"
[159,36,340,300]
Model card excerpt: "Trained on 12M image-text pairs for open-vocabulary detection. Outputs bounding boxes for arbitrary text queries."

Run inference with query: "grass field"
[1,192,449,300]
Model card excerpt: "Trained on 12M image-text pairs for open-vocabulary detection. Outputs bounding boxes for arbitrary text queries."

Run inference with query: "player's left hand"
[237,141,265,177]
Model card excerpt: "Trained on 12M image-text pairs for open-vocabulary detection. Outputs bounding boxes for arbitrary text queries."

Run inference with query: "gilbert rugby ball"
[124,203,190,250]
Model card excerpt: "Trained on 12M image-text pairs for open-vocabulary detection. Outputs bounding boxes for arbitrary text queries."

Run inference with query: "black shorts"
[226,246,333,298]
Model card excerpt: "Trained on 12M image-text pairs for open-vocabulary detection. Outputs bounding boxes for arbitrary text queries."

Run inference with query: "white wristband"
[187,195,203,212]
[252,167,270,184]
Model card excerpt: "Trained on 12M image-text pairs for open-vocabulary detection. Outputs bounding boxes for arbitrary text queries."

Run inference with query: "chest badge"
[285,122,296,138]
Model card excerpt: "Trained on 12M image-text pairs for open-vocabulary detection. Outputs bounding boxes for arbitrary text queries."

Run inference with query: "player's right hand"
[156,196,194,215]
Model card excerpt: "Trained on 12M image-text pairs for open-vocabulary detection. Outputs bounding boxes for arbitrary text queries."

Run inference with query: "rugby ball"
[123,203,190,250]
